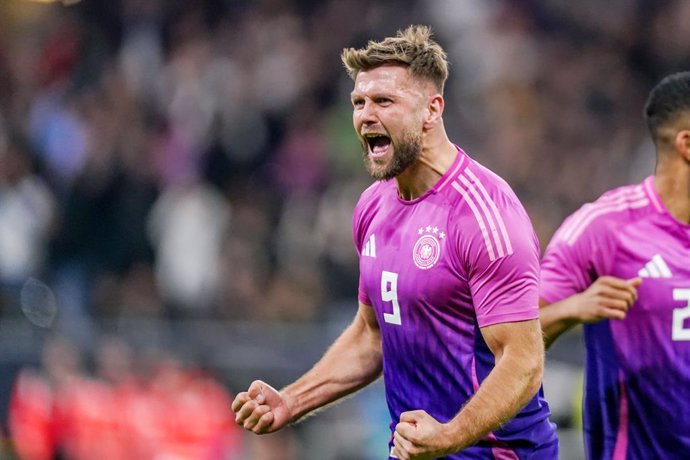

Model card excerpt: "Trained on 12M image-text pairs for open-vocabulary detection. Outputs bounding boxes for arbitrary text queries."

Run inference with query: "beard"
[362,130,422,181]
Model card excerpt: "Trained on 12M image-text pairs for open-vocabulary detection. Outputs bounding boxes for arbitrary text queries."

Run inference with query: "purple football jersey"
[354,148,557,459]
[541,176,690,459]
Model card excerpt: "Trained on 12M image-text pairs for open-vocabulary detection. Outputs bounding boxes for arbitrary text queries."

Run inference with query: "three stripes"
[557,185,649,246]
[551,180,673,279]
[638,254,672,278]
[362,234,376,257]
[451,169,513,261]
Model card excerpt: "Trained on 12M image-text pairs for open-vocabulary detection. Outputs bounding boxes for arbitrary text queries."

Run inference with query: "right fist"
[573,276,641,323]
[231,380,292,434]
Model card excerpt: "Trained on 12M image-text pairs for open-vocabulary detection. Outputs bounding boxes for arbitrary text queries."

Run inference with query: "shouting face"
[351,65,428,180]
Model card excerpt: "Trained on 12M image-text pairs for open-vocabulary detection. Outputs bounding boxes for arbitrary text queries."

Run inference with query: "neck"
[395,136,457,200]
[655,158,690,224]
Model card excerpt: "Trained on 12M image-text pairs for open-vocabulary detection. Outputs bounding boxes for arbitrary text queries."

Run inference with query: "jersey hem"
[477,310,539,328]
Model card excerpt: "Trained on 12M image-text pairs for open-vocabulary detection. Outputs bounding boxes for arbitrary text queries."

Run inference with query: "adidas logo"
[362,234,376,257]
[638,254,672,278]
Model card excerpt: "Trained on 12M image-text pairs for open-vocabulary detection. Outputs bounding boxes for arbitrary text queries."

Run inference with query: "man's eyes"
[351,97,393,107]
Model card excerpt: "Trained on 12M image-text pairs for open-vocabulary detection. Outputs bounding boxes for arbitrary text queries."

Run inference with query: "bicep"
[479,319,543,361]
[356,301,380,332]
[353,302,383,371]
[476,319,545,408]
[351,302,380,350]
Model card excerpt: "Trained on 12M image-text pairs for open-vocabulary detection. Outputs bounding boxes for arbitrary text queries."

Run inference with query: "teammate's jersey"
[353,148,557,459]
[541,176,690,460]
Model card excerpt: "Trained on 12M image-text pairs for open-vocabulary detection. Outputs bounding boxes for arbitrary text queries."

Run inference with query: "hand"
[392,410,455,460]
[570,276,642,323]
[231,380,292,434]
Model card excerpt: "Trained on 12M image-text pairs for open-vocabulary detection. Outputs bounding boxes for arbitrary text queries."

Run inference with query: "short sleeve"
[353,193,372,306]
[458,194,541,328]
[540,209,614,304]
[357,277,371,305]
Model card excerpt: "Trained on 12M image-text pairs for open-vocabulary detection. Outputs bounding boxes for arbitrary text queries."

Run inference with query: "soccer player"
[539,71,690,459]
[232,25,557,459]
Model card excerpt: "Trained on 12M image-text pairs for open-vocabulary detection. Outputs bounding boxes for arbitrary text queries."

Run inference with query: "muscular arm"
[393,319,544,458]
[282,302,382,421]
[447,319,544,450]
[539,276,641,348]
[232,302,382,433]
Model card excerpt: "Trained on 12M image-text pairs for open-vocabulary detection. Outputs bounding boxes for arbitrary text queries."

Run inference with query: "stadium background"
[0,0,686,458]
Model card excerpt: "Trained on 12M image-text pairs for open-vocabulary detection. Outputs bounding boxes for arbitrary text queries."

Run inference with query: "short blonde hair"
[341,25,449,93]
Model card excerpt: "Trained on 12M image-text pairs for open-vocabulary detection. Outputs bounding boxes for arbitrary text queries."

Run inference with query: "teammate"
[233,25,557,459]
[539,71,690,459]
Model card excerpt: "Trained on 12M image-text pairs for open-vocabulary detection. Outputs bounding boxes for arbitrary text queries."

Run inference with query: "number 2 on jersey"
[673,289,690,341]
[381,271,402,325]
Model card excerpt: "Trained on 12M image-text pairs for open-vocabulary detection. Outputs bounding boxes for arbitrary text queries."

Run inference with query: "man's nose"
[358,101,378,123]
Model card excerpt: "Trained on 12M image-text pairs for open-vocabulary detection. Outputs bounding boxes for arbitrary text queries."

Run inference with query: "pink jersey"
[541,176,690,459]
[354,148,556,459]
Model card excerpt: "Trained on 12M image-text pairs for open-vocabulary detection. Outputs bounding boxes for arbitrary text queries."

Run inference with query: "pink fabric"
[612,371,629,460]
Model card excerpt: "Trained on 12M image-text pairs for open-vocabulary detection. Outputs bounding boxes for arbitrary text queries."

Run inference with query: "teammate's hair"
[644,71,690,142]
[341,25,449,93]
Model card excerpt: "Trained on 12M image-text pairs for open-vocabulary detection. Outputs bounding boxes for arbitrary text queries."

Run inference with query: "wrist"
[558,295,584,325]
[440,421,466,455]
[279,388,298,423]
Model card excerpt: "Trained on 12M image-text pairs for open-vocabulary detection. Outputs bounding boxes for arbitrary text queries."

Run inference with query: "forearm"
[539,298,579,349]
[446,352,542,452]
[281,309,382,422]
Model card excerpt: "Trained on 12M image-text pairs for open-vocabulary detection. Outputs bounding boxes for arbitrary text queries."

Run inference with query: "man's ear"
[674,129,690,162]
[424,94,444,128]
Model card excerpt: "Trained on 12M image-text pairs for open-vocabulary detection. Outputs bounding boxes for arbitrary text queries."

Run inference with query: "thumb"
[399,410,426,424]
[395,421,416,439]
[627,277,642,288]
[248,380,268,404]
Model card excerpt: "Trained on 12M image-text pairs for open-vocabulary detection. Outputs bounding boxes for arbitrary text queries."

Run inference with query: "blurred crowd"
[426,0,690,240]
[9,336,241,459]
[0,0,688,458]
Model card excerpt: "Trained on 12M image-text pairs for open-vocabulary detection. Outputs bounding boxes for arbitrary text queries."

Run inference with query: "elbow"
[511,343,544,401]
[521,340,546,400]
[500,347,544,405]
[527,356,544,397]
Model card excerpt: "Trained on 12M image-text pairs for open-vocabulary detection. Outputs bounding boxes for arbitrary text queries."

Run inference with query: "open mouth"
[364,134,392,158]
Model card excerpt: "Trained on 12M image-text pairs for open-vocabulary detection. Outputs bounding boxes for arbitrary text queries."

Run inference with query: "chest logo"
[362,234,376,258]
[413,226,445,270]
[638,254,672,279]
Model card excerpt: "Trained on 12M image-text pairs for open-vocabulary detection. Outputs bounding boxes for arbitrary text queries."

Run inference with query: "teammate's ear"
[674,129,690,161]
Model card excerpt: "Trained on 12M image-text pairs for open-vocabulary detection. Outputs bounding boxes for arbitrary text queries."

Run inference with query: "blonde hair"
[341,25,449,93]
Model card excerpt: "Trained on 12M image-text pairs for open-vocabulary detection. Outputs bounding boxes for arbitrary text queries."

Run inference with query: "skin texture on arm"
[539,276,641,349]
[231,302,382,434]
[392,318,544,459]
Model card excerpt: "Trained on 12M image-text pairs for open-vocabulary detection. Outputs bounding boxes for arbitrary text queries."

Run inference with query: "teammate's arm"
[539,276,641,348]
[393,318,544,459]
[232,302,382,434]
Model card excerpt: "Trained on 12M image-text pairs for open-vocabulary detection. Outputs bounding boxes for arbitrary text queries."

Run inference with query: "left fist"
[392,410,455,460]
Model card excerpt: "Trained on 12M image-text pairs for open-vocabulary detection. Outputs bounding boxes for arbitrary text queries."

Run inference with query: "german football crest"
[413,225,445,269]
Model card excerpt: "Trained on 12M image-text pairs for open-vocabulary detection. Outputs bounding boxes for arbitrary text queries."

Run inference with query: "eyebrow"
[350,90,397,99]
